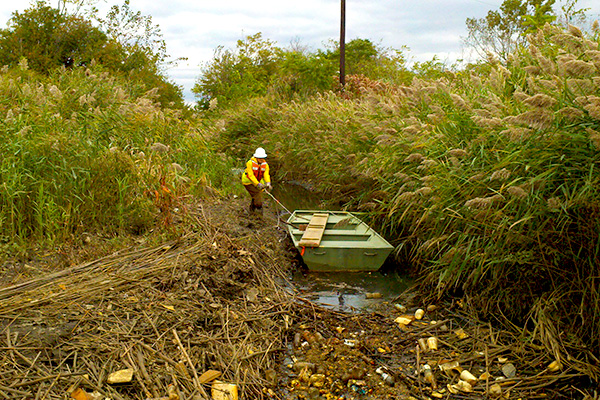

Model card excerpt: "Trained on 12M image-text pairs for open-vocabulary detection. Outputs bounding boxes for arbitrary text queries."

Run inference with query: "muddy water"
[292,270,413,313]
[273,181,413,313]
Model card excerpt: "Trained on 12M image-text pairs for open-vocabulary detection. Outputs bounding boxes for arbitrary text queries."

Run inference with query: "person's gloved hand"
[266,182,272,190]
[257,183,265,190]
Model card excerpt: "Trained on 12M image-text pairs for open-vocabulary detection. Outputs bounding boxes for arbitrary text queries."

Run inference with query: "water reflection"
[291,270,413,313]
[269,181,333,216]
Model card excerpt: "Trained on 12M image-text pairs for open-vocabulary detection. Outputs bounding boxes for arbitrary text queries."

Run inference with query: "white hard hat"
[253,147,267,158]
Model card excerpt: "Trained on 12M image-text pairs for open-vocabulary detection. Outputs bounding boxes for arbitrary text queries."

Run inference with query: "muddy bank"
[0,195,593,399]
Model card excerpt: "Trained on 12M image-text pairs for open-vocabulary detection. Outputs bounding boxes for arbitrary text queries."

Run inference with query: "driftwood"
[0,198,595,399]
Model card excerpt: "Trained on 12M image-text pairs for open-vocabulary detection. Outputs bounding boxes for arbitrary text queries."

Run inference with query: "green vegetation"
[208,24,600,378]
[2,0,600,383]
[193,33,412,107]
[0,61,233,252]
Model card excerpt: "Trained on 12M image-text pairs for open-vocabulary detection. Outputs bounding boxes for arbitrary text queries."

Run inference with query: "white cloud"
[1,0,599,104]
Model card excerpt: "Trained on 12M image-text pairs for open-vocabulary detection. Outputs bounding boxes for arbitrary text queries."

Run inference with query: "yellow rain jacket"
[241,157,271,186]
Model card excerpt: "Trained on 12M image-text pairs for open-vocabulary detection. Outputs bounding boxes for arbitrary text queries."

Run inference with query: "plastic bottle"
[422,364,437,388]
[375,367,394,386]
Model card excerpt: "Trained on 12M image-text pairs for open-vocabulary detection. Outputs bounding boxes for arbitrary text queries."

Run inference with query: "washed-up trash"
[212,381,238,400]
[417,338,428,352]
[479,371,492,380]
[448,379,473,393]
[502,362,516,378]
[375,367,394,386]
[70,388,93,400]
[460,369,477,385]
[394,303,407,312]
[422,364,436,388]
[439,360,462,376]
[292,362,316,374]
[107,368,134,384]
[454,328,469,340]
[394,315,414,326]
[365,292,382,299]
[309,373,326,387]
[547,360,562,372]
[344,339,359,347]
[488,383,503,396]
[198,369,221,384]
[167,384,179,400]
[414,308,425,320]
[427,336,438,351]
[427,304,438,311]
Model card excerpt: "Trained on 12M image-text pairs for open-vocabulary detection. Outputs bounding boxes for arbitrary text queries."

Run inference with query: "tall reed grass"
[211,23,600,378]
[0,63,235,252]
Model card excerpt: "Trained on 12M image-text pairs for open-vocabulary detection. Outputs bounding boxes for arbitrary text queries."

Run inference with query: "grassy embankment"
[0,61,237,256]
[210,24,600,378]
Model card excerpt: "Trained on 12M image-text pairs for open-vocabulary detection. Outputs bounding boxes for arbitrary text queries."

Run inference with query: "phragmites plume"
[471,115,504,128]
[582,96,600,120]
[490,168,511,182]
[513,89,530,103]
[376,134,396,146]
[464,194,504,209]
[593,20,599,33]
[396,191,417,203]
[562,59,597,77]
[522,65,541,75]
[528,44,557,74]
[48,85,63,100]
[529,44,542,60]
[448,148,468,158]
[448,156,461,168]
[501,126,532,142]
[515,109,554,130]
[556,107,585,122]
[402,125,420,136]
[394,172,412,183]
[18,58,28,70]
[450,93,469,110]
[536,79,559,91]
[568,24,583,38]
[416,186,433,196]
[543,23,561,36]
[417,159,437,171]
[566,79,595,96]
[468,172,485,182]
[404,153,425,163]
[586,128,600,149]
[523,93,557,109]
[547,197,562,211]
[150,142,170,153]
[507,186,528,200]
[585,50,600,69]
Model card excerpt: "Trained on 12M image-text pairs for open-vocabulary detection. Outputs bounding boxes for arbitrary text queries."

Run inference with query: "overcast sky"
[1,0,599,104]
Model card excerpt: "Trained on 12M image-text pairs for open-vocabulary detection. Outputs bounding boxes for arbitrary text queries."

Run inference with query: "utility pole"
[340,0,346,89]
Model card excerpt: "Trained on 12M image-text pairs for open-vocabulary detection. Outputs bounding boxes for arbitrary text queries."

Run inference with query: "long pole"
[340,0,346,88]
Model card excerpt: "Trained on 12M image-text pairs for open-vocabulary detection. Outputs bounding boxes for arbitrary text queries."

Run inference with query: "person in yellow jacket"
[242,147,272,213]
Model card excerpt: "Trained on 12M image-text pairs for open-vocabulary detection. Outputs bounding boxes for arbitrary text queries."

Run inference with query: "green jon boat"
[286,210,394,272]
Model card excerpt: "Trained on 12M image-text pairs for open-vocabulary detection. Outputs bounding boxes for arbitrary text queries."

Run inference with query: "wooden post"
[340,0,346,88]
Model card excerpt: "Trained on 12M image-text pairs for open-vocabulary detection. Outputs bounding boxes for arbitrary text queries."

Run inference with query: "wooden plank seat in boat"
[298,213,329,247]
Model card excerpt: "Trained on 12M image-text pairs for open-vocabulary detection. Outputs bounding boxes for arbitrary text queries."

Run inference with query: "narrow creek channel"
[271,181,413,313]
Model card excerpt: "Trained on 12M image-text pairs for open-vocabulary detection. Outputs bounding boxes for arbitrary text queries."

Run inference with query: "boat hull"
[286,210,394,272]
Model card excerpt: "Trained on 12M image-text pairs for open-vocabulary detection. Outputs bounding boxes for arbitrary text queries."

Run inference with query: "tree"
[0,1,108,73]
[0,1,184,107]
[464,0,557,61]
[321,38,411,84]
[193,33,281,105]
